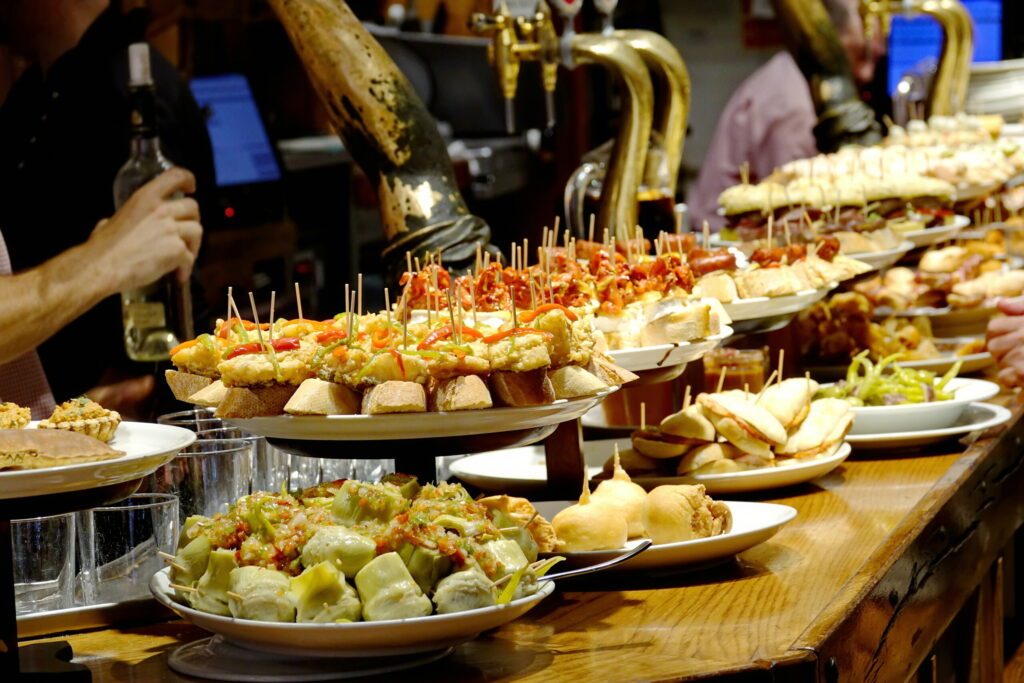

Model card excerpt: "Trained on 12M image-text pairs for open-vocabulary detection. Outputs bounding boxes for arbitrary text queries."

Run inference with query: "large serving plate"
[630,443,851,494]
[0,422,195,500]
[534,500,796,571]
[723,285,834,322]
[608,326,732,372]
[873,304,997,338]
[901,215,970,248]
[151,568,554,657]
[846,241,915,272]
[836,377,1000,435]
[807,339,994,381]
[847,403,1011,451]
[225,388,617,441]
[452,439,849,495]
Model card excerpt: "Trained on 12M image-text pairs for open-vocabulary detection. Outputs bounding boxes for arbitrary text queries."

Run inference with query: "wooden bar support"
[542,419,585,501]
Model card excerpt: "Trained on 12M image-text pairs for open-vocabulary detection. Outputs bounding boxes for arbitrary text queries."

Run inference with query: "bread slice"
[215,385,296,418]
[548,366,608,400]
[361,381,427,415]
[0,429,123,470]
[285,378,360,416]
[587,354,639,387]
[188,380,228,408]
[490,369,555,407]
[431,375,493,412]
[166,369,214,402]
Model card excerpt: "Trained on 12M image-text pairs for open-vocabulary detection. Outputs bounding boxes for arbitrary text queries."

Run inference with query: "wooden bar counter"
[26,397,1024,682]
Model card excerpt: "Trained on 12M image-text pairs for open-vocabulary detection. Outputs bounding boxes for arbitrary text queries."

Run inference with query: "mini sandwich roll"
[756,377,819,431]
[778,398,854,458]
[591,446,648,538]
[631,430,690,459]
[659,403,716,443]
[676,442,740,476]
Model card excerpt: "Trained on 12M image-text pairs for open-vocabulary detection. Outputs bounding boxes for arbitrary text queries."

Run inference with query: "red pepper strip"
[519,303,579,323]
[169,339,200,357]
[371,327,392,349]
[460,326,483,340]
[317,329,347,344]
[225,338,300,360]
[418,325,453,350]
[482,328,555,344]
[389,349,406,378]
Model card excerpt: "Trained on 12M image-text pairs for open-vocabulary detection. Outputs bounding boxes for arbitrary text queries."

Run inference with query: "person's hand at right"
[986,296,1024,386]
[87,168,202,293]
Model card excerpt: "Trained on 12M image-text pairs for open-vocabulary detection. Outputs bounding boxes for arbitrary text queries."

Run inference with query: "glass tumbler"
[10,513,75,614]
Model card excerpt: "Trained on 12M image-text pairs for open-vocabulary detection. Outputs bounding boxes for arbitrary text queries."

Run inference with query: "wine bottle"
[113,42,194,362]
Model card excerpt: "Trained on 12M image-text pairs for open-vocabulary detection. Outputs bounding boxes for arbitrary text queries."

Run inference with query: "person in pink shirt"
[0,168,201,418]
[689,0,884,230]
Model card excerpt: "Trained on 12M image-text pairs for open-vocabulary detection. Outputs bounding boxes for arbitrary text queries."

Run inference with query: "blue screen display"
[887,0,1002,95]
[189,74,282,187]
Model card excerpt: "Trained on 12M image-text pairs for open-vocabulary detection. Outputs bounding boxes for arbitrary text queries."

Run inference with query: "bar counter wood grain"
[24,398,1024,682]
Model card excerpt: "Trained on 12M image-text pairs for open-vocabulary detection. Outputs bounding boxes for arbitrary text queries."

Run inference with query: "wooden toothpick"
[294,282,303,320]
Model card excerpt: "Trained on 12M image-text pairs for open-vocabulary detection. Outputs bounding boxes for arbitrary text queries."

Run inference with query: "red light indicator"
[224,206,235,218]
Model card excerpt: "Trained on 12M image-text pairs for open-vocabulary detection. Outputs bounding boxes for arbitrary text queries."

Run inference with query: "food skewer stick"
[294,282,304,320]
[640,402,646,432]
[755,371,777,403]
[674,206,683,235]
[483,251,491,270]
[767,214,773,249]
[740,161,750,185]
[226,286,233,326]
[682,384,692,410]
[226,591,244,602]
[778,348,785,380]
[414,256,421,272]
[248,292,267,354]
[702,221,710,250]
[603,228,610,252]
[523,238,529,269]
[268,291,276,343]
[407,251,414,277]
[530,279,537,310]
[384,287,392,339]
[589,214,596,244]
[511,291,518,329]
[784,221,791,247]
[446,291,459,345]
[357,274,363,317]
[344,283,352,329]
[401,288,409,350]
[170,584,197,594]
[716,367,727,394]
[564,228,571,252]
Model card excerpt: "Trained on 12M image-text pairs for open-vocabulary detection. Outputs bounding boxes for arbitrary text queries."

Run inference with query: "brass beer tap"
[861,0,975,115]
[473,1,654,239]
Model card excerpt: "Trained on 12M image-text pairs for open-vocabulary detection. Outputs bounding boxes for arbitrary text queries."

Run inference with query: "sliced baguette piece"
[166,369,214,402]
[431,375,493,412]
[285,378,360,416]
[547,366,608,400]
[490,369,555,407]
[215,385,297,418]
[587,354,639,387]
[361,381,427,415]
[189,380,229,408]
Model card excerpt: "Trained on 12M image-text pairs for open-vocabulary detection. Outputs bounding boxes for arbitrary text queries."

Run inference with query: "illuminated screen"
[189,74,282,187]
[887,0,1002,95]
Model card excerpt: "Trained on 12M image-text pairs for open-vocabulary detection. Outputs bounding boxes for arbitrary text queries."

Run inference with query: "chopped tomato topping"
[418,324,484,349]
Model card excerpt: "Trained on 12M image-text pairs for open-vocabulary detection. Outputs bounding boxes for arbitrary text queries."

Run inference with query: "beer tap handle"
[549,0,583,66]
[593,0,618,35]
[471,3,521,133]
[533,1,560,129]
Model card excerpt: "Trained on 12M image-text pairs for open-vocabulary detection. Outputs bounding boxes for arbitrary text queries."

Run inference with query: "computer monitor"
[189,73,282,187]
[887,0,1002,96]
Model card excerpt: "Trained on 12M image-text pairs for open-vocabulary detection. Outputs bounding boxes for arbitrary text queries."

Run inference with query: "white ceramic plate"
[451,439,849,495]
[607,326,732,372]
[901,215,969,248]
[534,500,796,571]
[450,442,611,494]
[846,403,1011,450]
[0,422,196,500]
[225,388,617,441]
[832,377,1000,435]
[807,339,994,381]
[629,443,852,494]
[151,568,555,657]
[723,285,834,322]
[846,241,915,271]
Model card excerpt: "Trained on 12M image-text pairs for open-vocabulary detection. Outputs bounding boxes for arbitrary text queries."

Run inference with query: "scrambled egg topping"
[0,403,30,429]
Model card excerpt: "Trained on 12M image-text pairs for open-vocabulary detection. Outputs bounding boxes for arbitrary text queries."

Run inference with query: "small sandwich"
[777,398,853,458]
[659,404,716,444]
[698,392,787,459]
[676,442,743,476]
[604,447,661,477]
[755,377,819,431]
[631,429,691,459]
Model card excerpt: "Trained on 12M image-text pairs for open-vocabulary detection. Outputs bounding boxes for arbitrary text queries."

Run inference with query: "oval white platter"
[846,241,915,271]
[846,402,1011,451]
[534,500,796,571]
[901,215,969,248]
[834,377,999,435]
[151,568,555,658]
[224,388,617,441]
[607,326,732,372]
[629,443,852,494]
[0,422,195,500]
[723,285,834,322]
[451,439,849,495]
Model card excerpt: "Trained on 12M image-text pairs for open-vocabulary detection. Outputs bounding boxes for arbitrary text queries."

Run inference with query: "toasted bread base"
[285,378,361,416]
[166,370,214,402]
[490,369,555,407]
[215,385,297,418]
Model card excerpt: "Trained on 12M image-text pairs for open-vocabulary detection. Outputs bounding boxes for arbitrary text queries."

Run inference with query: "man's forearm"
[0,244,114,366]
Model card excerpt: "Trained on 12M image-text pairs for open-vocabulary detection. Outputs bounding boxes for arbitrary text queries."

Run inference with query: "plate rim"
[831,377,1001,415]
[845,402,1011,443]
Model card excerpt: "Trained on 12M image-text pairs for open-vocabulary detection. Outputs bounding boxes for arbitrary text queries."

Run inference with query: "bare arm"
[0,168,202,366]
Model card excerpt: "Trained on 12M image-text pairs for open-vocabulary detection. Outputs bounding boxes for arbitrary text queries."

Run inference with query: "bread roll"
[641,485,732,545]
[591,447,648,538]
[285,378,360,415]
[361,381,427,415]
[547,366,607,399]
[431,375,493,411]
[552,476,627,552]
